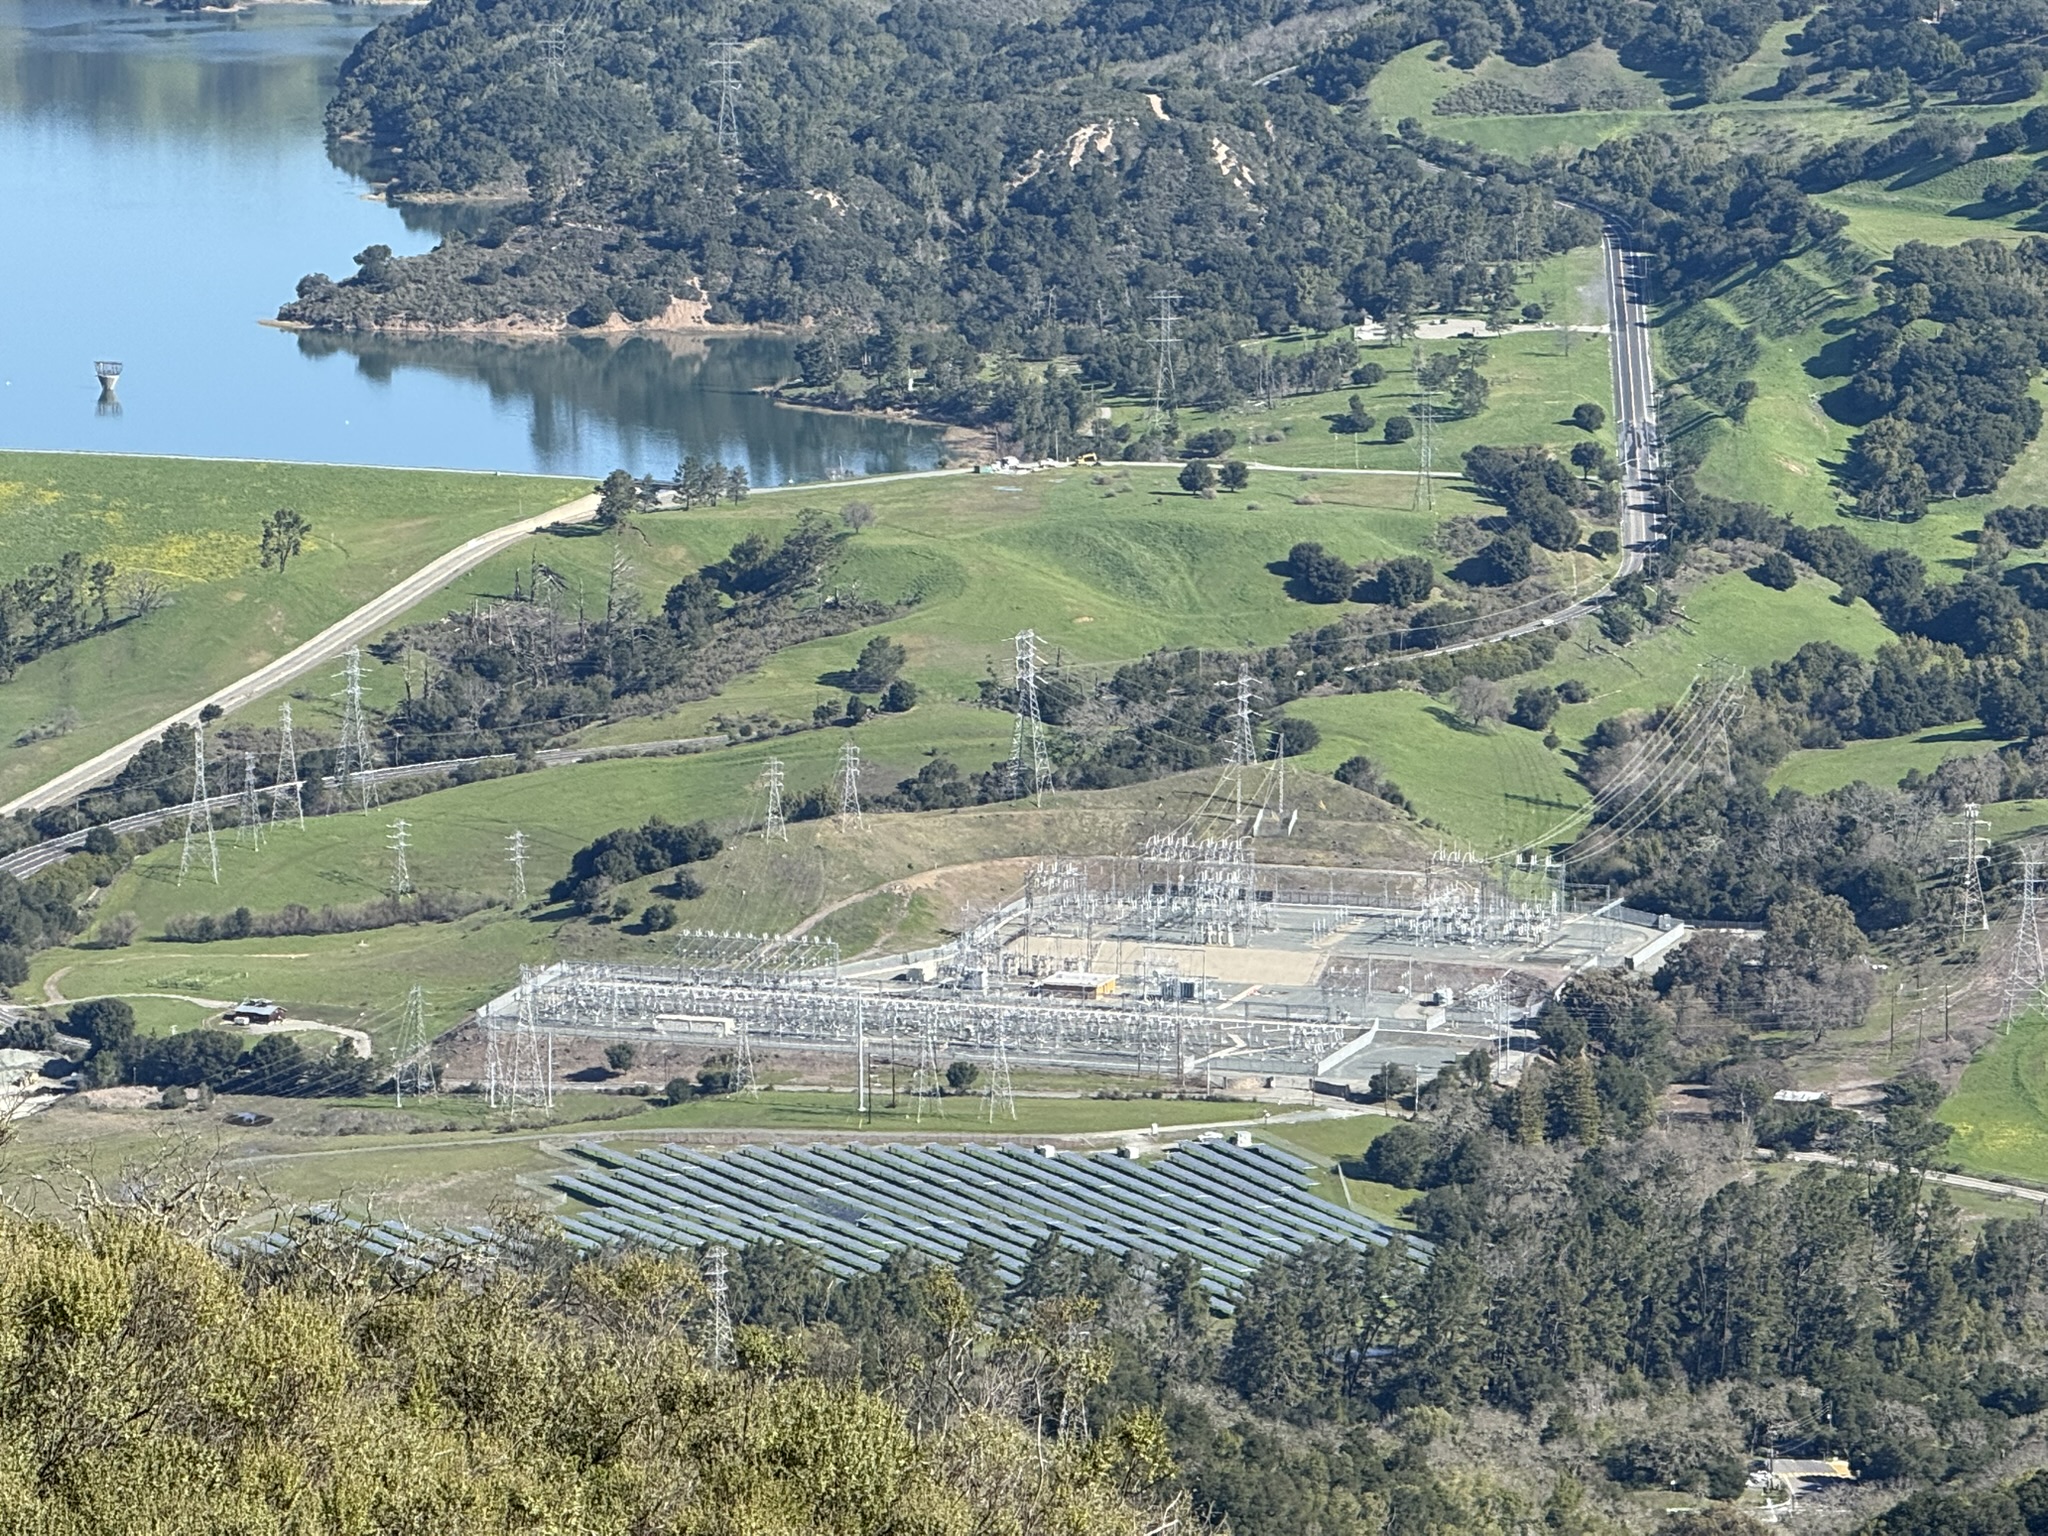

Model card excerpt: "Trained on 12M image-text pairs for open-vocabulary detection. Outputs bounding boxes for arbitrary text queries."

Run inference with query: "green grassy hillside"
[0,454,576,805]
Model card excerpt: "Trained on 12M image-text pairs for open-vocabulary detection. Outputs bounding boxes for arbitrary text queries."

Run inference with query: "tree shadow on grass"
[1424,705,1491,736]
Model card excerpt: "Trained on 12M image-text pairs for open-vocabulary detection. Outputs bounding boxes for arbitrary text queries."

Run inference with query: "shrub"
[1287,542,1355,604]
[641,902,677,932]
[1510,685,1561,731]
[849,635,906,692]
[1376,555,1434,608]
[1334,755,1409,809]
[1753,550,1798,589]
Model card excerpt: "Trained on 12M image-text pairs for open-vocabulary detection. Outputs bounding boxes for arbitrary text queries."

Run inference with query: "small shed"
[1036,971,1117,1000]
[224,999,285,1026]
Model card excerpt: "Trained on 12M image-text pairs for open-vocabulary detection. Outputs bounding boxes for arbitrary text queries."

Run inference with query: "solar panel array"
[556,1136,1425,1309]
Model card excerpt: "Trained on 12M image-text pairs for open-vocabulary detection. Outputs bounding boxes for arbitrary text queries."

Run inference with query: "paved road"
[0,463,988,825]
[1779,1149,2048,1206]
[0,492,606,819]
[1603,229,1660,573]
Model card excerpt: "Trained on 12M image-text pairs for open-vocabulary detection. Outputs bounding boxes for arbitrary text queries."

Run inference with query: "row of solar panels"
[555,1136,1425,1308]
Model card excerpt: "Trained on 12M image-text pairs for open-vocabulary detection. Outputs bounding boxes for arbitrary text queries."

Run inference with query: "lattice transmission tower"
[270,702,304,828]
[712,38,743,162]
[912,1013,947,1123]
[1957,802,1990,934]
[759,756,787,841]
[336,646,378,812]
[506,829,529,906]
[1412,346,1437,515]
[394,984,433,1107]
[387,818,413,897]
[178,721,219,886]
[984,1015,1016,1122]
[486,967,554,1110]
[704,1244,734,1368]
[236,751,263,851]
[1008,629,1050,805]
[835,738,865,832]
[542,21,569,90]
[1225,668,1259,822]
[1147,290,1180,452]
[2003,856,2047,1032]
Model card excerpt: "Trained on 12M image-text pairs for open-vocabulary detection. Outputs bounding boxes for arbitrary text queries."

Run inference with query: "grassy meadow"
[0,454,577,806]
[1939,1011,2048,1185]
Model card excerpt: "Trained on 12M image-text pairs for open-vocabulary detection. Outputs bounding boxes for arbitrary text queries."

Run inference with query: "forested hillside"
[289,0,1591,350]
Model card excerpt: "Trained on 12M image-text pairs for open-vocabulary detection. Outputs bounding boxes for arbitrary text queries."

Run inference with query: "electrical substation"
[476,846,1686,1112]
[469,635,1692,1112]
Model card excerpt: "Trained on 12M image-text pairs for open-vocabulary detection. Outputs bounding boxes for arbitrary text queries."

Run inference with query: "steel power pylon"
[178,721,219,886]
[336,646,379,813]
[712,38,743,162]
[236,750,263,851]
[1147,290,1180,451]
[835,738,865,832]
[2003,856,2047,1032]
[507,829,529,906]
[760,756,788,841]
[1008,629,1050,805]
[387,818,413,897]
[394,984,433,1106]
[1957,802,1990,934]
[271,702,304,828]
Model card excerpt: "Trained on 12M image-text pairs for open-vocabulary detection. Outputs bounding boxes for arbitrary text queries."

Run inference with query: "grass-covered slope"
[0,454,575,806]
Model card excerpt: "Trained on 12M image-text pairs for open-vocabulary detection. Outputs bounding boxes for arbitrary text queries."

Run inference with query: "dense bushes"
[1840,240,2048,519]
[554,817,722,907]
[162,890,496,943]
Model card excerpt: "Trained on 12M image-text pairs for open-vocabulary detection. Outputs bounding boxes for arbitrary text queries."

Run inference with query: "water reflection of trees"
[291,330,943,482]
[0,2,363,140]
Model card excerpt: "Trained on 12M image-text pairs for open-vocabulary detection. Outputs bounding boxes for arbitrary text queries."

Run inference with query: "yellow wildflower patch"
[102,530,266,585]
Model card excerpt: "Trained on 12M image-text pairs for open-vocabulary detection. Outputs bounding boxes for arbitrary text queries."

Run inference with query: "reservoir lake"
[0,0,944,481]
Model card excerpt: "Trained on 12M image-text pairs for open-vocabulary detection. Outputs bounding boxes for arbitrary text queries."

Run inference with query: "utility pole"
[236,750,263,851]
[835,737,865,832]
[387,818,413,898]
[506,829,528,907]
[760,756,787,842]
[1147,290,1180,453]
[735,1012,760,1099]
[856,994,869,1122]
[1009,629,1050,805]
[336,645,378,813]
[178,721,219,886]
[271,702,303,828]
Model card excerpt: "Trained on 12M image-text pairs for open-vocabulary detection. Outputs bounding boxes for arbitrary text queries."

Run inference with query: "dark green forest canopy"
[291,0,1595,340]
